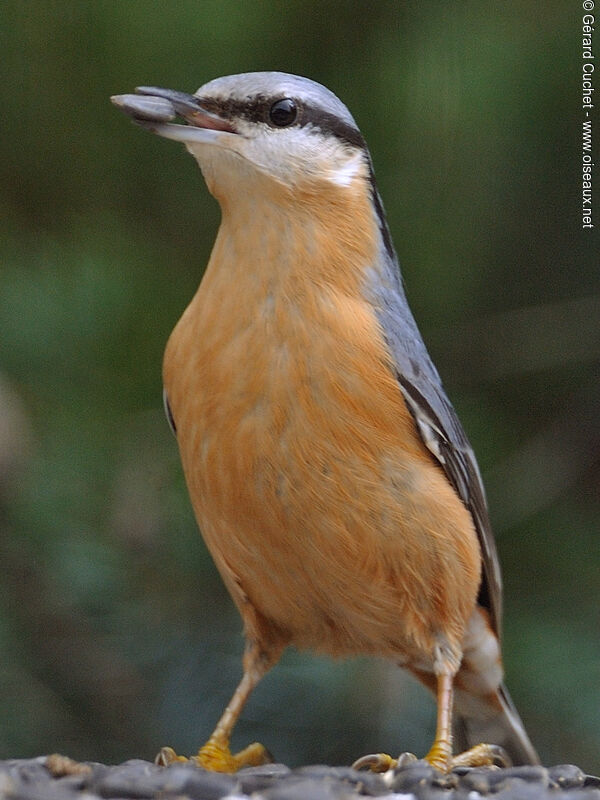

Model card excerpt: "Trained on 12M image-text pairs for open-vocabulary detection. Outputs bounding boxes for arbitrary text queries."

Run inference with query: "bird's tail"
[453,681,540,766]
[451,607,539,765]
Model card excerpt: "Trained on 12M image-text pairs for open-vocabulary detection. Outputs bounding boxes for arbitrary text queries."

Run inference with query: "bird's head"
[112,72,372,203]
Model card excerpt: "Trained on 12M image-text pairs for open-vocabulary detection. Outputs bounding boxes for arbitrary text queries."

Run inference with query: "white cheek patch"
[326,151,364,187]
[181,119,367,191]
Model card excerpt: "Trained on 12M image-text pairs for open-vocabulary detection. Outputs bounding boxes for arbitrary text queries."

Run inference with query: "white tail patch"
[458,607,503,699]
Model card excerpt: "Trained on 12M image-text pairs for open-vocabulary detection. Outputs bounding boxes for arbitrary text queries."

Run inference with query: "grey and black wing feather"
[367,182,542,766]
[367,188,502,636]
[394,363,502,633]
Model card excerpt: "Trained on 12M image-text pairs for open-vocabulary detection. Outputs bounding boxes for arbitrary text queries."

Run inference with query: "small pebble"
[431,771,458,790]
[486,764,549,789]
[549,764,586,789]
[396,752,419,768]
[457,767,492,793]
[389,760,437,793]
[45,754,93,778]
[293,764,387,794]
[0,755,598,800]
[570,791,600,800]
[492,779,549,800]
[260,776,347,800]
[237,762,291,793]
[175,765,238,800]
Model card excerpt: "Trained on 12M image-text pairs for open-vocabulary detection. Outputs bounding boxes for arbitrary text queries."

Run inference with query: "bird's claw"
[352,752,396,772]
[352,751,419,772]
[425,740,511,773]
[450,743,510,769]
[353,742,509,775]
[155,747,189,767]
[155,741,272,773]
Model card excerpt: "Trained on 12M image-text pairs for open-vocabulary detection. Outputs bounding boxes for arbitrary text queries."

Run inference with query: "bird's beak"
[110,86,236,144]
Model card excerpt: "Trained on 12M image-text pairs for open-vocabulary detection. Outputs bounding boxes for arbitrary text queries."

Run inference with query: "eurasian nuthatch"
[112,72,539,773]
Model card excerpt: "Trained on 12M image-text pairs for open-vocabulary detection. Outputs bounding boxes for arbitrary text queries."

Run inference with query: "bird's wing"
[367,192,503,636]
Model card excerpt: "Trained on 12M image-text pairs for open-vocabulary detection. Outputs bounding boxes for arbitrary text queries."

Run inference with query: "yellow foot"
[353,743,509,774]
[450,743,510,769]
[424,738,452,773]
[425,741,510,773]
[155,741,272,773]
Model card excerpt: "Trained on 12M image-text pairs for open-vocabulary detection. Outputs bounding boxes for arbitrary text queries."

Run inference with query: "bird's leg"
[191,660,270,772]
[353,662,508,774]
[156,641,281,772]
[424,669,510,772]
[423,670,454,771]
[352,657,458,773]
[353,669,457,773]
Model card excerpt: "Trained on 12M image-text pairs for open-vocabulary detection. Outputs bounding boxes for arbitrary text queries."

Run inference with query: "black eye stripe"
[301,105,366,150]
[198,95,271,123]
[197,96,365,150]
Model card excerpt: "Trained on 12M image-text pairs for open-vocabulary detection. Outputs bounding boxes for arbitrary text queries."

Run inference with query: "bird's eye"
[269,98,297,127]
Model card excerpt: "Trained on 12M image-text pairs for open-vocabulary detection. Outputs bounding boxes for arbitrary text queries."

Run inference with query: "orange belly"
[163,267,480,668]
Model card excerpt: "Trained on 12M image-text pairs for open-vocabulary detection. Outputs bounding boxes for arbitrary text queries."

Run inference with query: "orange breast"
[163,176,481,667]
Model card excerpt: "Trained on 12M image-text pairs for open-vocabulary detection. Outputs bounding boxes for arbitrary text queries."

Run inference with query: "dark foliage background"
[1,0,598,775]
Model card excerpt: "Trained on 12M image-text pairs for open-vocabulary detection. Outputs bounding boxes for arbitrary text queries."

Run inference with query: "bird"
[111,72,539,774]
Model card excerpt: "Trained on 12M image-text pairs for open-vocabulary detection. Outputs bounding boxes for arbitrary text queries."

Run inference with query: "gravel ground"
[0,755,597,800]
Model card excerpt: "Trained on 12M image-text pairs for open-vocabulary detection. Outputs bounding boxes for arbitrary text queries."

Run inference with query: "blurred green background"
[1,0,598,775]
